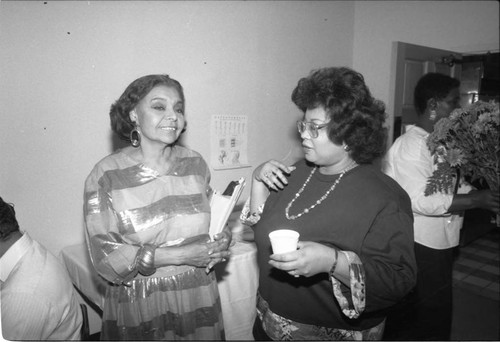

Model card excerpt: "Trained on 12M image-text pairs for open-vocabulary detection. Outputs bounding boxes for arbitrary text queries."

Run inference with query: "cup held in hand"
[269,229,299,254]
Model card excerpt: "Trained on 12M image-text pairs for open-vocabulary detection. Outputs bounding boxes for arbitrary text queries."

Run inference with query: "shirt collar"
[0,233,33,282]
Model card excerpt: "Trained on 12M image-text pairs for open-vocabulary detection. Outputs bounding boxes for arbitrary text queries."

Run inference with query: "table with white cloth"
[60,236,259,340]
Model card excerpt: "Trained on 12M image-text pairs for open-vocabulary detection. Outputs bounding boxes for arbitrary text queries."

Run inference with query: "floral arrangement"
[425,100,499,196]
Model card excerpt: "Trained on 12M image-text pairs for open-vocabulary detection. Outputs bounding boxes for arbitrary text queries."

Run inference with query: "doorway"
[388,42,462,143]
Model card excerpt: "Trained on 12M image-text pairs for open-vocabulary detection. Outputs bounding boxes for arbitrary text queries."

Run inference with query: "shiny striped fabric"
[84,146,224,340]
[101,269,224,340]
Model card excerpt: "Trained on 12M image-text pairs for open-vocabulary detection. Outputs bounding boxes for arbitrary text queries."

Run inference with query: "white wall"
[0,1,355,255]
[1,1,498,258]
[352,0,499,137]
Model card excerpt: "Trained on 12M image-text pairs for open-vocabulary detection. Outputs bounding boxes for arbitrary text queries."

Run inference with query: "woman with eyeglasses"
[240,67,417,340]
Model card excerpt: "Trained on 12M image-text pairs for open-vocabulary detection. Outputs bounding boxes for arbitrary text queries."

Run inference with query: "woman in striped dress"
[84,74,231,340]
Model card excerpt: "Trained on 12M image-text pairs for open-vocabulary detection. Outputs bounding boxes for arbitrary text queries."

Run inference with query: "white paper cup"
[269,229,300,254]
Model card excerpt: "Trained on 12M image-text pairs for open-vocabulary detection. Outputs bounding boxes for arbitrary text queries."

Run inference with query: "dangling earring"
[429,109,437,121]
[130,124,141,147]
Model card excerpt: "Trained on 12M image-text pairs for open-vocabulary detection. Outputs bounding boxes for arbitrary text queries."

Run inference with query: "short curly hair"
[414,73,460,115]
[0,197,19,241]
[110,74,185,142]
[291,67,387,164]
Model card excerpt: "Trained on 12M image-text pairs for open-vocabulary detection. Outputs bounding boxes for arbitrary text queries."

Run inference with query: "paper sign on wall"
[210,115,250,170]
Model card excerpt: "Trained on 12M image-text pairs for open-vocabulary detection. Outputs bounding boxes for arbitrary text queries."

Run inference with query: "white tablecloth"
[60,239,258,340]
[215,241,258,340]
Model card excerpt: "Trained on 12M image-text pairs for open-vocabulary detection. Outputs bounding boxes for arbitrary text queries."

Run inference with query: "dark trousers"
[253,316,272,341]
[384,243,455,340]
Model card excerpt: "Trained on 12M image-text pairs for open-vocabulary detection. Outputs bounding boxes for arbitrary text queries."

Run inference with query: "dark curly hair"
[0,197,20,241]
[110,74,185,142]
[414,73,460,115]
[291,67,387,164]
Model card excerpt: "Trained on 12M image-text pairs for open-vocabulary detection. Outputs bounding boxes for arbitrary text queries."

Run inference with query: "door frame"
[388,41,461,145]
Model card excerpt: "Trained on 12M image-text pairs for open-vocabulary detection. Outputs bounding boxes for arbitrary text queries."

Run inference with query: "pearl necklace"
[285,163,357,220]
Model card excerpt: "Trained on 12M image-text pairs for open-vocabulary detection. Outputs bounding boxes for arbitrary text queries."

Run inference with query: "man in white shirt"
[382,73,498,340]
[0,197,83,340]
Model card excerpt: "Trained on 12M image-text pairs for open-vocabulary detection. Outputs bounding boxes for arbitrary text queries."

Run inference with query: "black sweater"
[254,160,416,330]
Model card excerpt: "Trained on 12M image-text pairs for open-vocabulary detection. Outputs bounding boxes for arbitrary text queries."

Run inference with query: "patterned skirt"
[257,293,384,340]
[101,267,225,340]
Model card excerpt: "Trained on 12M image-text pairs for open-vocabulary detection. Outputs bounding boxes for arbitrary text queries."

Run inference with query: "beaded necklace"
[285,163,357,220]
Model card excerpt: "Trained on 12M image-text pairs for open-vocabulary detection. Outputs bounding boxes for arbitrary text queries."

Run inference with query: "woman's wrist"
[329,248,339,277]
[136,244,157,276]
[155,245,183,267]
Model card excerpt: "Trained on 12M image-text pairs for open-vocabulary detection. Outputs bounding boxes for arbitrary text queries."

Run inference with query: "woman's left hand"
[254,160,296,192]
[205,225,233,273]
[268,241,335,278]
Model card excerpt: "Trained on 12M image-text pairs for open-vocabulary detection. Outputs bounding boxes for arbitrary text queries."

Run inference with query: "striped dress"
[83,146,224,340]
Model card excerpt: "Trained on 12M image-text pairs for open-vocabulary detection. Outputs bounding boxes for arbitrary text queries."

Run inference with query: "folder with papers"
[209,177,246,237]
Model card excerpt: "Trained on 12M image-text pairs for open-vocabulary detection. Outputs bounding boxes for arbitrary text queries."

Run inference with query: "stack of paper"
[209,177,246,238]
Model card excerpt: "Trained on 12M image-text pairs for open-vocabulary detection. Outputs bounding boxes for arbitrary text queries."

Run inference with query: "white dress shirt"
[1,233,82,340]
[383,125,471,249]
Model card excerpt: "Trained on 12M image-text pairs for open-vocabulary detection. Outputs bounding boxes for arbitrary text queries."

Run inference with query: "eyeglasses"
[297,120,328,138]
